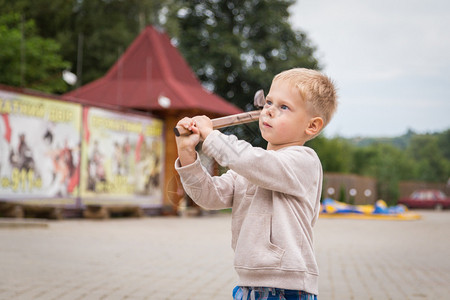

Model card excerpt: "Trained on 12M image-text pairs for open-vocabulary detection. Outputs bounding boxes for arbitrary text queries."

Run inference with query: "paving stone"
[1,210,449,299]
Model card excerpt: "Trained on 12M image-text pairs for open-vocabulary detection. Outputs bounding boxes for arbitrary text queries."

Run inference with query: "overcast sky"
[290,0,450,137]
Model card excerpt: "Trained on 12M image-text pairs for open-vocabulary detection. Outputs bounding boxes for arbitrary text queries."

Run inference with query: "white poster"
[0,90,81,205]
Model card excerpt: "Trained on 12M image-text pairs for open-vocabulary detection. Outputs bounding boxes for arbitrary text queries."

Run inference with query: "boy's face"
[259,80,315,150]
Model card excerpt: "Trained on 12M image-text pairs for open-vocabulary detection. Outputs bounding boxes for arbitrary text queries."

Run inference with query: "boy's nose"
[265,106,275,117]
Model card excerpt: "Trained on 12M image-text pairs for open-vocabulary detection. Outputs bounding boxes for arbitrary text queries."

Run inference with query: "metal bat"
[173,89,265,137]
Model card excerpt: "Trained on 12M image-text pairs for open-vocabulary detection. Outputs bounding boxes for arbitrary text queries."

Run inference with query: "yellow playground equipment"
[320,198,421,220]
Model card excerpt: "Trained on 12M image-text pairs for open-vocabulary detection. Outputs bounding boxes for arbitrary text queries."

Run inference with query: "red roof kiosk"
[64,26,241,214]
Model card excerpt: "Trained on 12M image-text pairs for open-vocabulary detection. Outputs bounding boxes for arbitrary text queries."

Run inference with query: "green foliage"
[349,130,449,183]
[0,13,70,93]
[437,129,450,160]
[1,0,318,99]
[362,144,402,206]
[306,135,353,173]
[164,0,319,110]
[408,133,450,182]
[351,129,416,150]
[338,185,347,203]
[0,0,168,90]
[308,130,449,204]
[64,0,167,84]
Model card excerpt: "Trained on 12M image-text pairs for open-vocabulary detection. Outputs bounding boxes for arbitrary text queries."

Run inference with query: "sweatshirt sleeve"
[175,153,235,210]
[202,130,322,197]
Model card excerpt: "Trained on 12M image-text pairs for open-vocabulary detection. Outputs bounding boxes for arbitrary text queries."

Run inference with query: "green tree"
[164,0,319,110]
[356,143,417,205]
[408,133,449,182]
[1,0,168,88]
[0,13,70,93]
[306,135,353,173]
[437,129,450,160]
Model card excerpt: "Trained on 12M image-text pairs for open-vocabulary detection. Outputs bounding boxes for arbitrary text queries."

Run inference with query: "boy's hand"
[175,117,200,166]
[175,116,213,166]
[192,115,213,140]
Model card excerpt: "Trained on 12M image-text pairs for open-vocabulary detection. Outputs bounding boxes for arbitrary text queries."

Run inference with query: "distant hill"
[346,129,443,150]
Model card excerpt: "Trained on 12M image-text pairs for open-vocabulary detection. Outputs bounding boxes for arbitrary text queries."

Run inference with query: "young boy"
[175,68,337,300]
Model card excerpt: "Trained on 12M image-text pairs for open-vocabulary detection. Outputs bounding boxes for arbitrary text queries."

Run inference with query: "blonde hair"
[273,68,337,128]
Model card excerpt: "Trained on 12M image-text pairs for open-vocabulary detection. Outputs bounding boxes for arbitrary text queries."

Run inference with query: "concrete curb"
[0,218,49,229]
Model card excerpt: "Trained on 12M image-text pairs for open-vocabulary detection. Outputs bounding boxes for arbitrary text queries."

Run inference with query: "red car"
[398,190,450,210]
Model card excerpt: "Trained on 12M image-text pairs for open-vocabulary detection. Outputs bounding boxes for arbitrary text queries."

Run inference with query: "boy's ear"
[305,117,324,137]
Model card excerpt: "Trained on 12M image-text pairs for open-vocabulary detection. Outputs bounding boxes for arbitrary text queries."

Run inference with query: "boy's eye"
[265,100,272,106]
[281,105,289,110]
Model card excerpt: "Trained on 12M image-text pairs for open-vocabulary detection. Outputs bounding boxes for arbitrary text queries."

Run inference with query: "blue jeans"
[233,286,317,300]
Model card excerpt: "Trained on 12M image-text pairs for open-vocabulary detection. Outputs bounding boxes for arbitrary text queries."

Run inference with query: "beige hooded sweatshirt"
[175,130,322,295]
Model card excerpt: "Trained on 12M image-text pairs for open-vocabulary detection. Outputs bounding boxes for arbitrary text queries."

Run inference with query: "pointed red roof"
[64,26,241,115]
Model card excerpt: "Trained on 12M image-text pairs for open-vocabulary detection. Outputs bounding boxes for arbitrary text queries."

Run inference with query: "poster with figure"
[80,107,164,207]
[0,90,81,205]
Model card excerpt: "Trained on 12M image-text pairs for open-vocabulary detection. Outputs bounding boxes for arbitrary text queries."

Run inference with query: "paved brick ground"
[314,211,450,299]
[1,210,449,300]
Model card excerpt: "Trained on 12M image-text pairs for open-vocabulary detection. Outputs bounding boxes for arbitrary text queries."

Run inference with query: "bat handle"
[173,126,191,137]
[174,110,261,137]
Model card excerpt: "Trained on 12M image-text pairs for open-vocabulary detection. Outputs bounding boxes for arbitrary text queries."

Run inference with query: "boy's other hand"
[192,115,213,140]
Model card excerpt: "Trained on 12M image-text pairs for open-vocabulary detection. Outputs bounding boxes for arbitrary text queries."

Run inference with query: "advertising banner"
[80,107,164,207]
[0,90,81,205]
